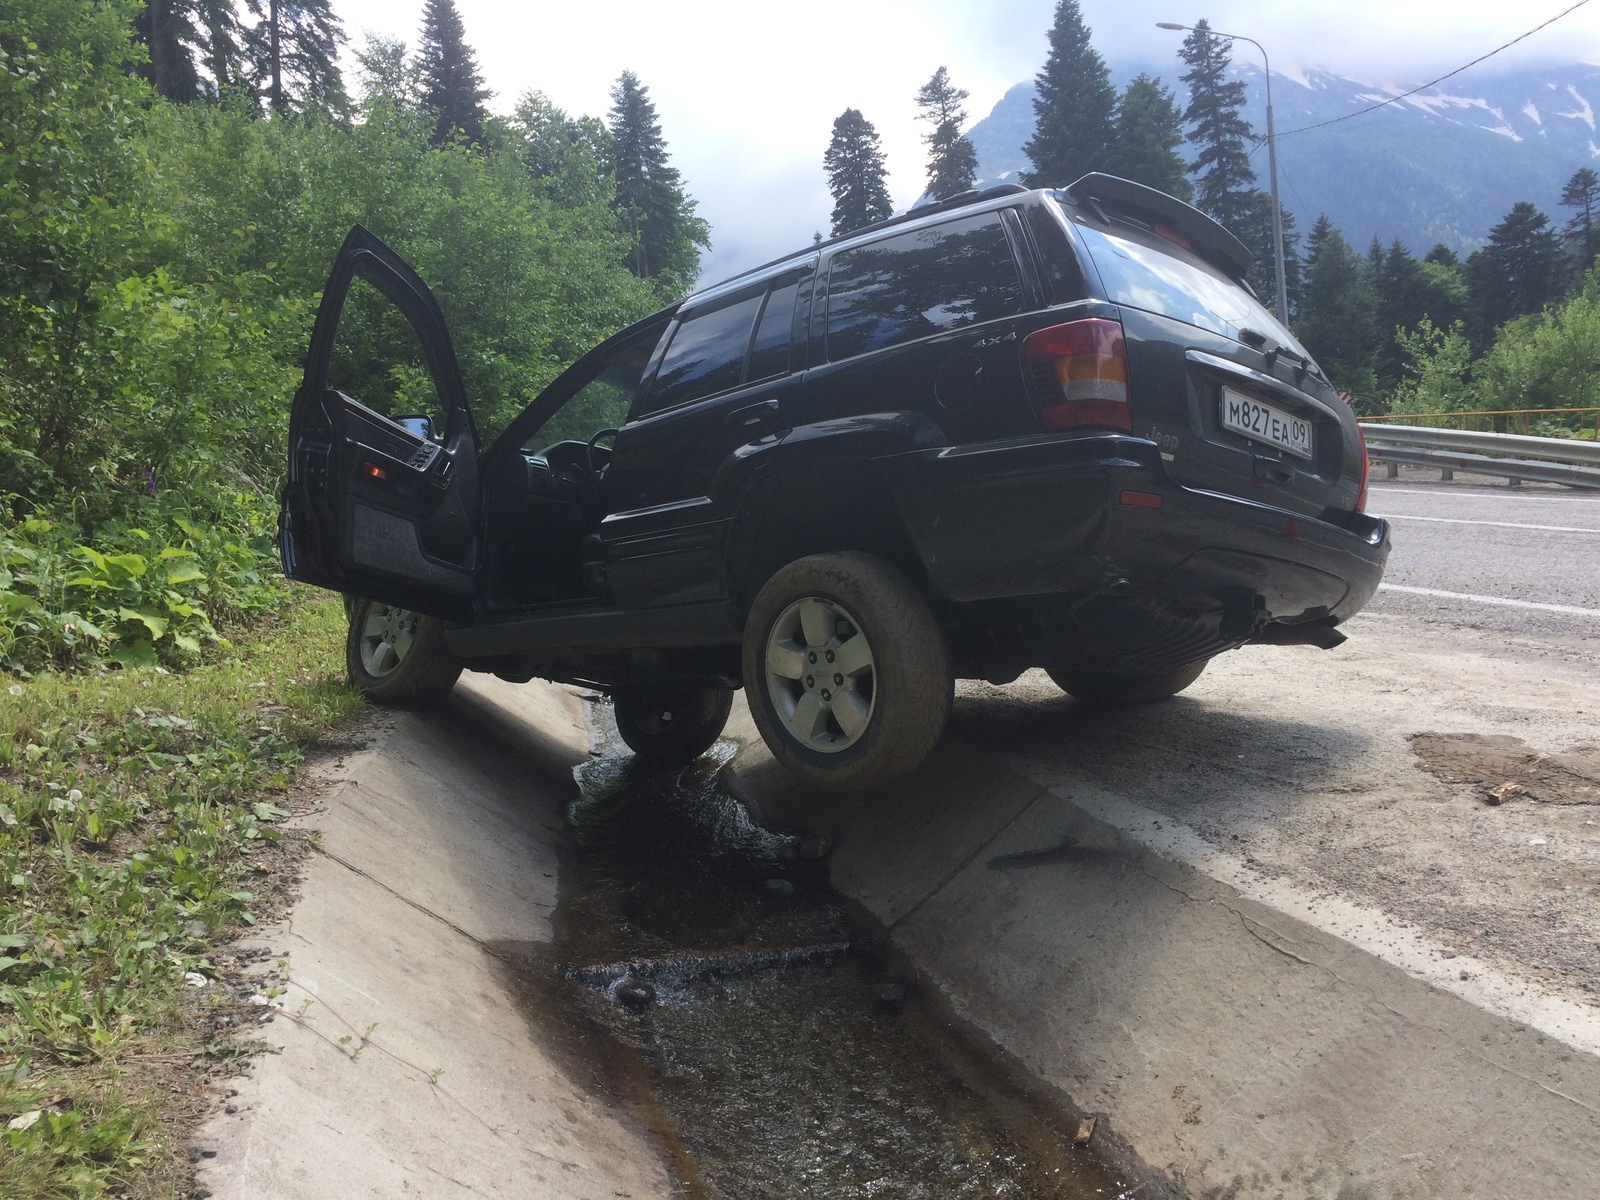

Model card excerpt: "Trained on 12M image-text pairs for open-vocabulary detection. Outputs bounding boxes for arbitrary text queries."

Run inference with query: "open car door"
[280,226,481,619]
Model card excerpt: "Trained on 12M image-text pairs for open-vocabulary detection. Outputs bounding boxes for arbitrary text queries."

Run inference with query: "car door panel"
[280,226,482,618]
[601,267,812,607]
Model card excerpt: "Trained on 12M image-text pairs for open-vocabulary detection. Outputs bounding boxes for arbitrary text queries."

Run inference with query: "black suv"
[280,173,1390,790]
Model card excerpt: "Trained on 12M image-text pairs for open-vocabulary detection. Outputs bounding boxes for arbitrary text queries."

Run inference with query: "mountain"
[967,61,1600,257]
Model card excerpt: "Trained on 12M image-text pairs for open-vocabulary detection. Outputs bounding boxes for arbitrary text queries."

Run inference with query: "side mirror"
[394,414,438,442]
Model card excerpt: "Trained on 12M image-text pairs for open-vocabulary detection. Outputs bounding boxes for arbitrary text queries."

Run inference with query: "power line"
[1273,0,1594,140]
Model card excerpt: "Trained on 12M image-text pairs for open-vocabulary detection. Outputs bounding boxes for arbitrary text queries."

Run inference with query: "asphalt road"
[1363,479,1600,649]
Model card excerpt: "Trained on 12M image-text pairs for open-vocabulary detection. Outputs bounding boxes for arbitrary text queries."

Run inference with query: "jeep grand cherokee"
[279,173,1390,790]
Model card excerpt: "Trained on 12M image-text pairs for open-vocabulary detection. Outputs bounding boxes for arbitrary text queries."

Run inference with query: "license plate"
[1220,388,1313,460]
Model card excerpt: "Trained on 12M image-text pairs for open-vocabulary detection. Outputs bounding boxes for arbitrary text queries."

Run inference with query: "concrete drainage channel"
[501,702,1161,1199]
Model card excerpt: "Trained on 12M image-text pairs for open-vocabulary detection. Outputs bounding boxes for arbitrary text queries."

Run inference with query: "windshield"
[1071,219,1314,364]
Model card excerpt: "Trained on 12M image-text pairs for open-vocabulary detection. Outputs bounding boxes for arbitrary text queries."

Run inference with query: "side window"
[1027,201,1091,304]
[746,280,799,383]
[327,276,446,433]
[825,212,1025,362]
[524,324,664,450]
[642,291,763,415]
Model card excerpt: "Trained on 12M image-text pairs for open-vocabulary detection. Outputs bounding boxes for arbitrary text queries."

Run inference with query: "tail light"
[1023,318,1131,432]
[1354,423,1370,513]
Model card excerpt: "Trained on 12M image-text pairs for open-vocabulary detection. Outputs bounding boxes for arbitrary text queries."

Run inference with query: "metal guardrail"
[1361,407,1600,439]
[1360,423,1600,489]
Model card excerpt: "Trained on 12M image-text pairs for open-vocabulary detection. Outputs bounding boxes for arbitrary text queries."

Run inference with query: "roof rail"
[700,183,1033,297]
[1061,173,1253,280]
[833,183,1030,242]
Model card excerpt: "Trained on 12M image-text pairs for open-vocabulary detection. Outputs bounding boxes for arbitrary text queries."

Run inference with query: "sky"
[328,0,1600,282]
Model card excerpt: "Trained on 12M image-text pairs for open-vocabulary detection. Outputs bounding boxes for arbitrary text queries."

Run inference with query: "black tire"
[345,598,463,706]
[742,552,950,792]
[612,683,734,765]
[1047,658,1208,705]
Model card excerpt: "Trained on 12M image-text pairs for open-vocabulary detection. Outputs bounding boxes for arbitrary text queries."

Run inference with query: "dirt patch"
[1412,732,1600,805]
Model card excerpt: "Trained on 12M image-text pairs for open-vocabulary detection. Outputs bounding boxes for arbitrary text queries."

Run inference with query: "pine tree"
[1305,213,1335,269]
[245,0,347,114]
[1021,0,1116,187]
[1294,224,1377,398]
[1372,240,1429,391]
[417,0,488,143]
[134,1,203,101]
[1238,191,1300,316]
[609,71,709,290]
[1560,166,1600,267]
[1179,20,1257,232]
[193,0,247,96]
[824,108,893,235]
[916,67,978,200]
[1104,74,1190,202]
[1464,201,1566,346]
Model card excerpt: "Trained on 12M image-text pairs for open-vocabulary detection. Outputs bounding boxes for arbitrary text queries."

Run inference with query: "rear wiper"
[1238,326,1322,384]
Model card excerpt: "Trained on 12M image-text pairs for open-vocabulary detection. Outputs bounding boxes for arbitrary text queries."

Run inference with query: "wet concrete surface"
[502,705,1140,1199]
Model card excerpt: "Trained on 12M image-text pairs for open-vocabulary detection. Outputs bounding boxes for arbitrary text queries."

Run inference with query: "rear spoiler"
[1060,173,1254,281]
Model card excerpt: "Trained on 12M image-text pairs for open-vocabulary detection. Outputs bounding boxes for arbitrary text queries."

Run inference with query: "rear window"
[1072,218,1311,359]
[826,212,1025,361]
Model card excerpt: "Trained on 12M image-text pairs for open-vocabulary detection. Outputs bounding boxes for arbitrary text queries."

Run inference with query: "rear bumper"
[885,432,1389,626]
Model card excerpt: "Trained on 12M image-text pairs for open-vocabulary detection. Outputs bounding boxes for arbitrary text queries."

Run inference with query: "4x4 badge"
[973,331,1019,349]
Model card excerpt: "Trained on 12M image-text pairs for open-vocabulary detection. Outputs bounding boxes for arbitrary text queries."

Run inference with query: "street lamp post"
[1157,22,1288,323]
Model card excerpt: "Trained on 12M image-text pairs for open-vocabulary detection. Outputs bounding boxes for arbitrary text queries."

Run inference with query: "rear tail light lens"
[1023,318,1131,432]
[1354,423,1370,513]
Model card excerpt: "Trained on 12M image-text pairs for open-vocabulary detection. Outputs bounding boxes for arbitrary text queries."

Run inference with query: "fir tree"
[1021,0,1116,187]
[1104,74,1190,202]
[915,67,978,200]
[1560,166,1600,267]
[1424,244,1460,268]
[417,0,488,144]
[609,71,709,290]
[1464,201,1566,346]
[1294,225,1377,399]
[1179,20,1257,232]
[824,107,893,235]
[245,0,347,114]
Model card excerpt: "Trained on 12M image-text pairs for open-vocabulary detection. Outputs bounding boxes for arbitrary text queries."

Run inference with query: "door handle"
[726,399,780,428]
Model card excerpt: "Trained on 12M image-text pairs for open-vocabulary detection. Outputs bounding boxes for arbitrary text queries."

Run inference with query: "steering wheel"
[585,428,621,478]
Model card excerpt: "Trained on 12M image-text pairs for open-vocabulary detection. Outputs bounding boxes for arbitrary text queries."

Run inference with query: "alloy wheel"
[358,603,419,679]
[763,596,877,753]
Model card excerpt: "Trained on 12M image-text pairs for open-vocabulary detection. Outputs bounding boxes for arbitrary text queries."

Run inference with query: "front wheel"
[345,598,462,706]
[613,684,734,765]
[1047,659,1208,705]
[742,553,950,792]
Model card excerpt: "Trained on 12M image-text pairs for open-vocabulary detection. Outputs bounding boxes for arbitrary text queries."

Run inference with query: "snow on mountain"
[967,62,1600,256]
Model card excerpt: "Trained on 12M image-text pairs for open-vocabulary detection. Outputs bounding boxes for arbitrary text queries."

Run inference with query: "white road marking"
[1024,777,1600,1060]
[1378,583,1600,618]
[1368,486,1600,505]
[1377,513,1600,534]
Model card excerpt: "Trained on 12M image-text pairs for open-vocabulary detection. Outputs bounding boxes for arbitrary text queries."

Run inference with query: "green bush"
[0,492,281,675]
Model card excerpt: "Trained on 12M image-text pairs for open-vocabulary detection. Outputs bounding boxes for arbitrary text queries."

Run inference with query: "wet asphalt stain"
[494,704,1149,1200]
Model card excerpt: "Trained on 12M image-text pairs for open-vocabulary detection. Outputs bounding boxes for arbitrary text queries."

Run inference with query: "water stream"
[504,704,1140,1199]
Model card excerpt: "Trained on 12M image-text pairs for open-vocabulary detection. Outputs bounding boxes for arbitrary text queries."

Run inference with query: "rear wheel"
[613,684,734,765]
[1048,659,1208,705]
[743,553,950,792]
[345,598,462,705]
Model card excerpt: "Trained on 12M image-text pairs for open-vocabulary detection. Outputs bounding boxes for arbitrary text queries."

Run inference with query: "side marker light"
[1119,490,1163,509]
